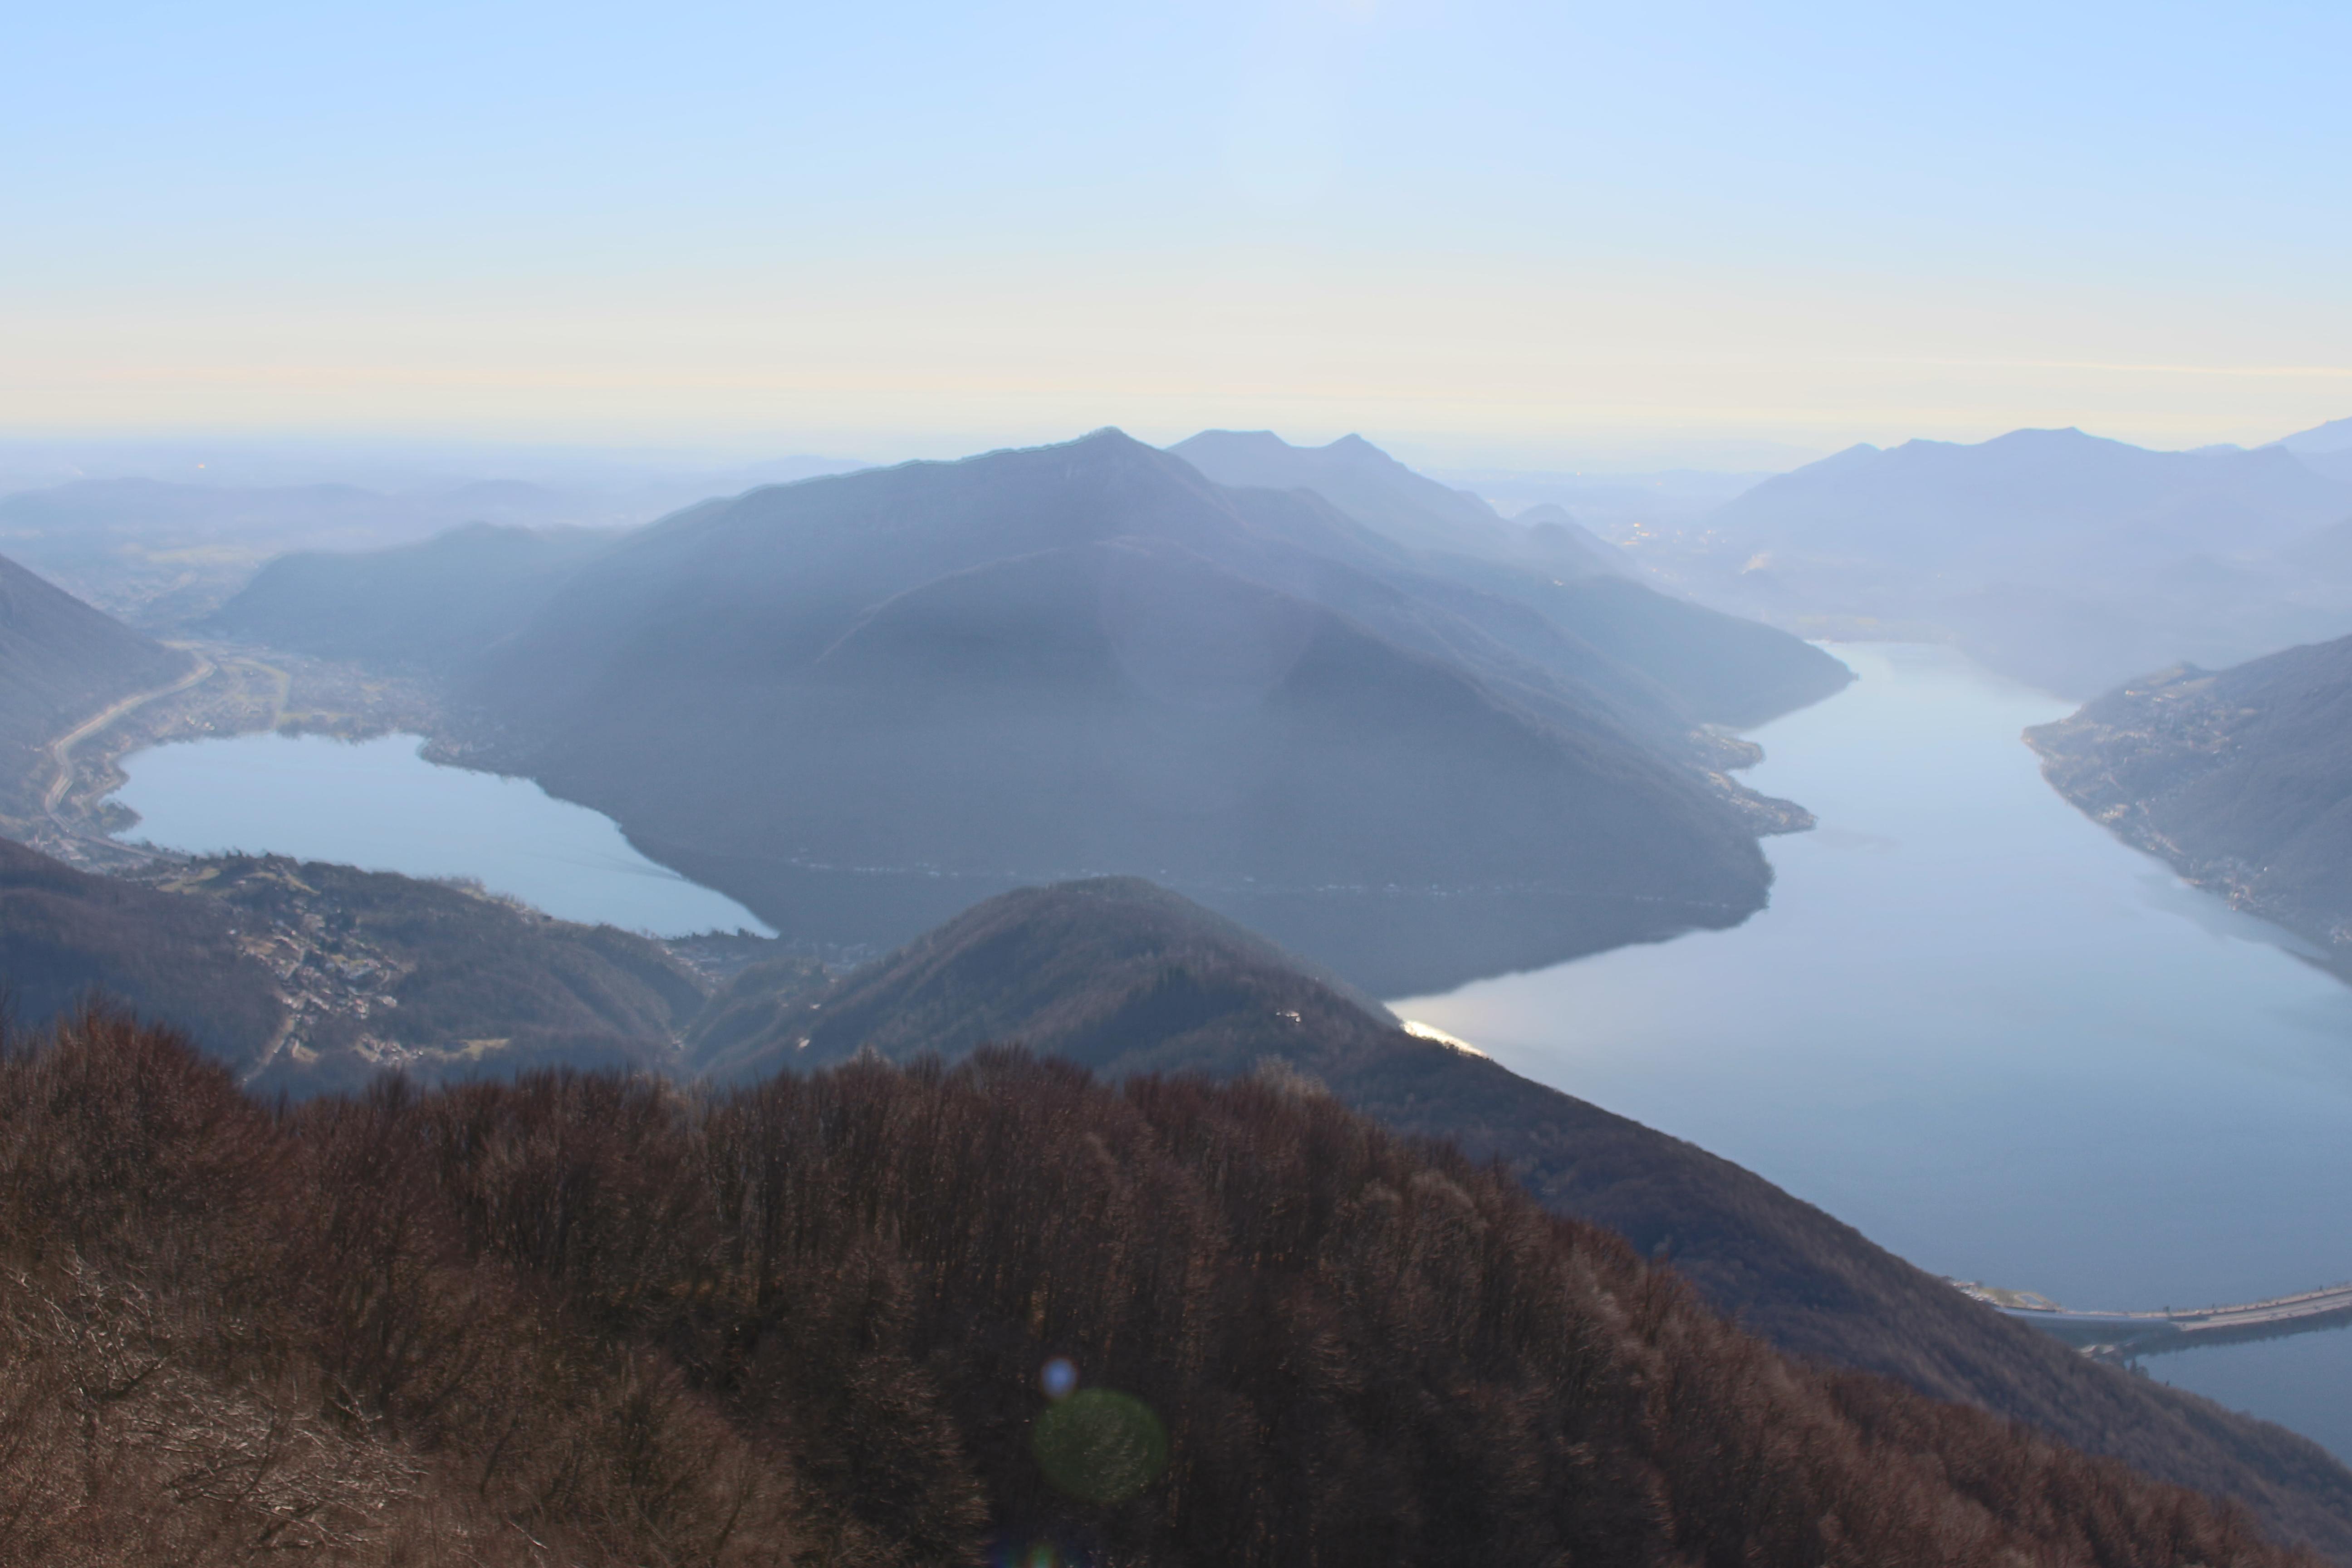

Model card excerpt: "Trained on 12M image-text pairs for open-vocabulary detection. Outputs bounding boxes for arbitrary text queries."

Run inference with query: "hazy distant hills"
[687,874,2352,1557]
[211,428,1848,990]
[2028,632,2352,974]
[203,522,622,671]
[1170,428,1529,557]
[1171,430,1630,578]
[1660,426,2352,695]
[0,462,863,627]
[1165,429,1849,723]
[0,550,188,821]
[0,478,539,625]
[1511,500,1629,575]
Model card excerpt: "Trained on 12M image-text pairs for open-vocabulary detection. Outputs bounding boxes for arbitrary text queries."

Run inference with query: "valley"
[67,617,2352,1468]
[8,426,2352,1559]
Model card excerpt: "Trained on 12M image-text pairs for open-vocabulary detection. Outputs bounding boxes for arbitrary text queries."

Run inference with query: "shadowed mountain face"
[0,838,284,1061]
[1166,428,1845,728]
[1513,500,1629,575]
[694,875,2352,1559]
[0,552,189,821]
[214,429,1849,992]
[202,522,622,671]
[1666,427,2352,696]
[0,838,705,1090]
[2028,633,2352,975]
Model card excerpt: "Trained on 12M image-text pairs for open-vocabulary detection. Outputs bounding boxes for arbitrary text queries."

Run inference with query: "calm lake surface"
[1396,643,2352,1460]
[111,730,772,937]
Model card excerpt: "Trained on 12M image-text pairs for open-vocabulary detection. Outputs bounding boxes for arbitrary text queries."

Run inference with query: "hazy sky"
[6,0,2347,469]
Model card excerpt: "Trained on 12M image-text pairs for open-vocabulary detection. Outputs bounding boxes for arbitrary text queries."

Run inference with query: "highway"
[1959,1279,2352,1362]
[40,650,218,843]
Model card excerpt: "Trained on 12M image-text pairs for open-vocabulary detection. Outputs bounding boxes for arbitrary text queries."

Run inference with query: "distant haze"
[4,3,2348,465]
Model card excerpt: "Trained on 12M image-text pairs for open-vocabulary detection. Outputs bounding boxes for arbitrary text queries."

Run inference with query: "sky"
[5,0,2348,471]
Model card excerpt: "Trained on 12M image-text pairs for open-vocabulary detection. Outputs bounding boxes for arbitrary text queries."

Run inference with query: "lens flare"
[1031,1388,1169,1505]
[1040,1356,1078,1400]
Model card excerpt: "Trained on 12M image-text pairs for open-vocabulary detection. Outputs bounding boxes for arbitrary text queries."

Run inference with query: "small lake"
[110,730,772,937]
[1396,643,2352,1460]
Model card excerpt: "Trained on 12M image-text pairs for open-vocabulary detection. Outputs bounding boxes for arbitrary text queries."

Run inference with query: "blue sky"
[5,0,2347,467]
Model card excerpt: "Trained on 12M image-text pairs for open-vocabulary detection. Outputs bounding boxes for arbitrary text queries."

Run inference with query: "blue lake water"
[110,730,772,937]
[1396,643,2352,1460]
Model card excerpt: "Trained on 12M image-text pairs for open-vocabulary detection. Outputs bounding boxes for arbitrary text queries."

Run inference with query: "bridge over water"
[1954,1280,2352,1364]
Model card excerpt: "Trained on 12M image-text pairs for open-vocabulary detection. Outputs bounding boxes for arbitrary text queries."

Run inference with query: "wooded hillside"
[0,1012,2313,1568]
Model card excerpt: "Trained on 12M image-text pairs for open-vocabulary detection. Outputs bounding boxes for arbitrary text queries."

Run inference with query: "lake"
[1395,642,2352,1460]
[110,730,772,937]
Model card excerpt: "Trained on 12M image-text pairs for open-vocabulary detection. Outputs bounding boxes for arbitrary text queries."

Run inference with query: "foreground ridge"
[0,1011,2318,1567]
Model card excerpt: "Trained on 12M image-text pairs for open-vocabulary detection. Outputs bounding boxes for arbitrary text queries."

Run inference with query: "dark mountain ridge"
[0,836,707,1090]
[7,825,2348,1554]
[2,1013,2315,1565]
[691,873,2352,1557]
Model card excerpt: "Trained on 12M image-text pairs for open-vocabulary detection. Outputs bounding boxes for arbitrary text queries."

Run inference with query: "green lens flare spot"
[1030,1388,1169,1505]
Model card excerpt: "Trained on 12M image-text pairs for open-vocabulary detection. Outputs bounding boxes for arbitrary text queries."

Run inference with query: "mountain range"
[0,461,862,627]
[1658,426,2352,695]
[207,428,1851,992]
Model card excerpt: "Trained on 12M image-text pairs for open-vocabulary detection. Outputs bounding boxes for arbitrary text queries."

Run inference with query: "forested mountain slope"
[696,875,2352,1558]
[0,837,284,1060]
[2027,633,2352,973]
[0,1013,2320,1566]
[0,838,705,1088]
[0,550,188,821]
